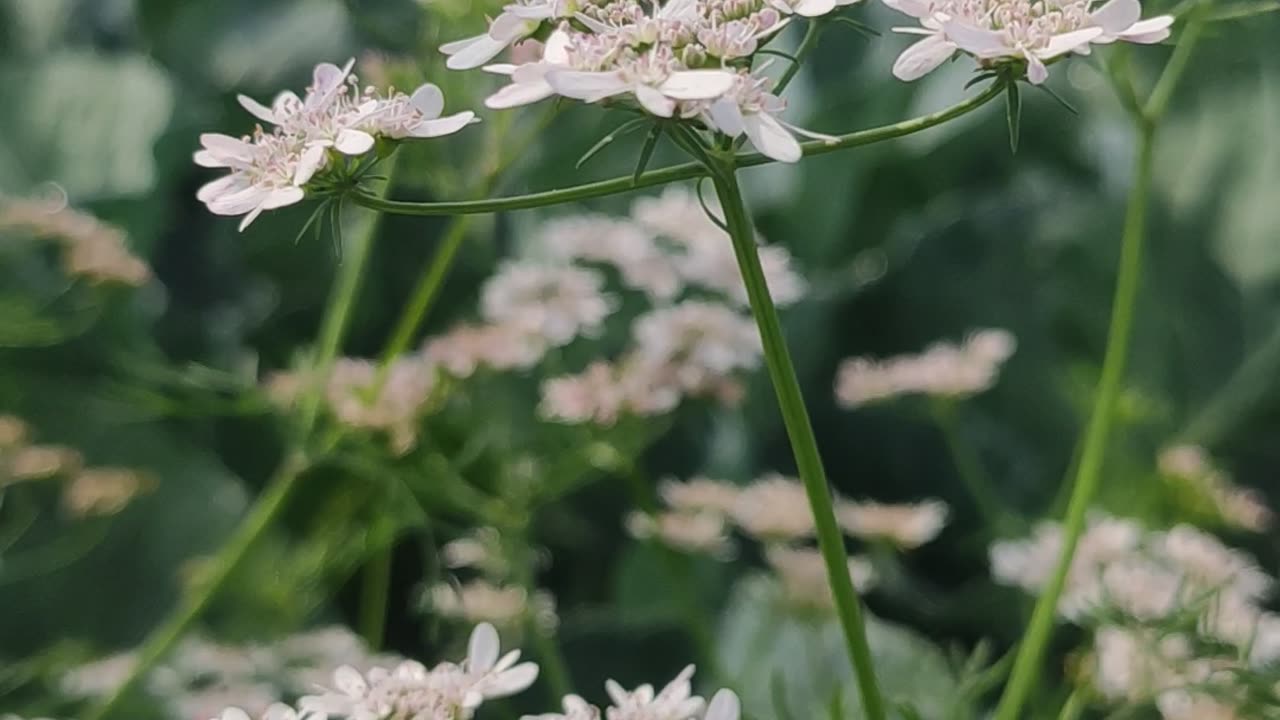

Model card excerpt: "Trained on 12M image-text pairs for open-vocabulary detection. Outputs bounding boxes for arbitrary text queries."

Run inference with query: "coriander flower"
[440,0,574,70]
[195,60,474,230]
[836,498,949,548]
[605,665,705,720]
[884,0,1173,84]
[523,694,602,720]
[626,510,735,557]
[766,546,876,609]
[480,262,617,347]
[730,472,819,540]
[209,707,301,720]
[705,72,836,163]
[547,47,737,118]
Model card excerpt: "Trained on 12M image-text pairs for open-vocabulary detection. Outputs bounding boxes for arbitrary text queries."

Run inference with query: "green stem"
[933,402,1015,534]
[358,538,394,649]
[1143,6,1208,124]
[1178,321,1280,447]
[350,83,1003,218]
[774,19,823,95]
[86,180,389,720]
[1056,688,1088,720]
[991,123,1156,720]
[707,157,886,720]
[377,216,471,368]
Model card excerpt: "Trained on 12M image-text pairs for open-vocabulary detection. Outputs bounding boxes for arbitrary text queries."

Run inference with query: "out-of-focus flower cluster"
[427,528,559,634]
[0,415,152,517]
[990,511,1280,718]
[525,666,740,720]
[0,193,150,286]
[445,0,846,160]
[63,626,403,719]
[420,186,804,426]
[834,328,1015,408]
[883,0,1173,84]
[632,472,948,610]
[1158,444,1273,533]
[194,60,474,229]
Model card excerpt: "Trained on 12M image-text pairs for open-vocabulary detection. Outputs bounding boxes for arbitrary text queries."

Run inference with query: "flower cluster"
[446,0,843,160]
[0,193,150,286]
[195,60,474,229]
[884,0,1174,84]
[63,626,402,719]
[1,415,151,517]
[422,187,804,426]
[428,579,560,631]
[634,473,948,608]
[990,511,1280,718]
[1157,444,1273,533]
[527,666,740,720]
[834,328,1016,407]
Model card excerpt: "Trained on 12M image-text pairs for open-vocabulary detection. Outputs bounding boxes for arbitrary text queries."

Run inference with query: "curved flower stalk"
[884,0,1173,83]
[195,60,475,229]
[455,0,846,161]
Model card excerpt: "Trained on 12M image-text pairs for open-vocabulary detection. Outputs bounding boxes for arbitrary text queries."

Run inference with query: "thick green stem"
[86,185,387,720]
[708,158,886,720]
[991,124,1155,720]
[351,83,1003,218]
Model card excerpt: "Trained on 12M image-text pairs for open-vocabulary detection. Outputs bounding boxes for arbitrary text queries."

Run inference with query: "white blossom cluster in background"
[1157,444,1273,533]
[631,473,948,609]
[0,193,150,287]
[429,528,560,633]
[527,666,740,720]
[195,60,474,229]
[421,186,805,425]
[990,511,1280,718]
[445,0,847,161]
[0,415,152,517]
[884,0,1173,84]
[834,328,1016,408]
[62,626,403,719]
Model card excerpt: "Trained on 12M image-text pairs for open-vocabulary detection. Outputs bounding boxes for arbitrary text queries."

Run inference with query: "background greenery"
[0,0,1277,717]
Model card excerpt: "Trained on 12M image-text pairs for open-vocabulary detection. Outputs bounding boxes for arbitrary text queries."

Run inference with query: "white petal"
[483,63,520,75]
[444,35,511,70]
[743,112,801,162]
[708,99,746,136]
[334,665,368,696]
[484,663,540,697]
[208,186,268,215]
[544,29,572,63]
[1036,27,1104,58]
[545,70,630,101]
[409,111,477,137]
[200,133,255,162]
[308,58,355,108]
[705,690,741,720]
[220,709,252,720]
[238,204,265,232]
[1118,15,1173,43]
[660,70,736,100]
[410,84,445,119]
[1091,0,1141,33]
[193,150,225,168]
[942,21,1010,57]
[263,703,299,720]
[294,144,327,185]
[635,84,676,117]
[605,680,628,707]
[487,81,555,108]
[892,34,956,81]
[469,622,501,673]
[334,129,376,155]
[793,0,837,16]
[197,174,247,203]
[1025,51,1049,84]
[490,12,537,41]
[237,94,278,123]
[262,187,304,211]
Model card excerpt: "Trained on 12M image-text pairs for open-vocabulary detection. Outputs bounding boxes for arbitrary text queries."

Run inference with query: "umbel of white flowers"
[194,60,474,230]
[885,0,1173,84]
[443,0,849,162]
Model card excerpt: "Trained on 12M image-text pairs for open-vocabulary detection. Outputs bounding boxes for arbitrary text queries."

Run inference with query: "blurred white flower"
[835,328,1016,407]
[537,212,683,302]
[658,476,740,515]
[209,707,301,720]
[1158,444,1273,533]
[0,194,150,285]
[430,579,558,631]
[481,262,617,347]
[604,665,705,720]
[837,499,949,548]
[626,510,735,557]
[765,545,876,609]
[62,467,151,517]
[632,301,762,395]
[729,472,818,540]
[324,356,439,454]
[424,322,550,377]
[522,694,602,720]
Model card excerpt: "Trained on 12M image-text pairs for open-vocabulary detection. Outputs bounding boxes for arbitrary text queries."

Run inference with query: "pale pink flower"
[481,262,616,347]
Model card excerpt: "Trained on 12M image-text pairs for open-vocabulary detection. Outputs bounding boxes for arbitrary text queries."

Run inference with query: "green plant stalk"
[708,157,887,720]
[357,535,395,648]
[351,83,1004,218]
[774,19,823,95]
[86,186,388,720]
[990,122,1155,720]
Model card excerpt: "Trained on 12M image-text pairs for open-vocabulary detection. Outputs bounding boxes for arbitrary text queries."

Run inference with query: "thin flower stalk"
[706,155,887,720]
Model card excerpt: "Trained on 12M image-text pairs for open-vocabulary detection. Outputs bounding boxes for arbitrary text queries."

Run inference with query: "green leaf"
[0,52,174,199]
[633,125,662,186]
[576,117,650,169]
[1005,81,1022,154]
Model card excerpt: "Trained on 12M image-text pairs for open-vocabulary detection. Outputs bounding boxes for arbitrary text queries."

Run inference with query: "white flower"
[605,665,705,720]
[626,510,735,557]
[729,472,818,540]
[537,212,683,302]
[837,499,949,548]
[883,0,1172,84]
[835,328,1016,407]
[208,706,300,720]
[441,0,574,70]
[430,580,557,630]
[1154,524,1272,601]
[424,322,550,377]
[324,356,438,454]
[766,545,877,609]
[631,301,762,394]
[658,477,740,515]
[768,0,860,16]
[548,48,737,118]
[196,60,474,230]
[705,72,835,163]
[481,262,617,347]
[484,30,575,109]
